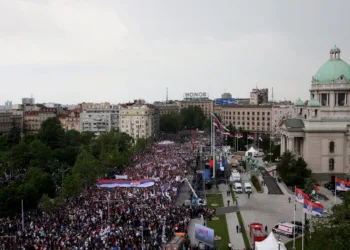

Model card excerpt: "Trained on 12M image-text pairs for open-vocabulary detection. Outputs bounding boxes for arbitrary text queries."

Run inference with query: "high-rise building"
[22,97,35,105]
[250,88,268,105]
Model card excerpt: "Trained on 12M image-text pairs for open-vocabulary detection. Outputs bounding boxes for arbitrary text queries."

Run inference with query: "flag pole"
[258,133,260,150]
[213,122,216,179]
[334,176,336,204]
[292,186,296,250]
[302,207,304,250]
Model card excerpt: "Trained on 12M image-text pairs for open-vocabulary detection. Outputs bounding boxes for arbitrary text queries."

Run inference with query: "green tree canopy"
[38,117,65,149]
[276,151,311,186]
[160,114,181,133]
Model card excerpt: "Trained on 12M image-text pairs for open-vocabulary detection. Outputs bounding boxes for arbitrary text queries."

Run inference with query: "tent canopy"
[245,147,259,156]
[255,232,287,250]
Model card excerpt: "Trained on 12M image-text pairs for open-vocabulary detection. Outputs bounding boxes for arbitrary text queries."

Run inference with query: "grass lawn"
[285,237,309,250]
[207,214,230,249]
[206,193,224,208]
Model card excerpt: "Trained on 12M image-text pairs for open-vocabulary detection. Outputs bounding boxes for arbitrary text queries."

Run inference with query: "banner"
[97,179,154,188]
[115,175,128,180]
[194,224,214,246]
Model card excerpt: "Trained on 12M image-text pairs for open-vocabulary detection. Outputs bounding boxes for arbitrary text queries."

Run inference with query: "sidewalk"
[219,184,245,249]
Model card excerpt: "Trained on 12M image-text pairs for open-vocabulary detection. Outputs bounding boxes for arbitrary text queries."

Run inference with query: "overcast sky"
[1,0,350,104]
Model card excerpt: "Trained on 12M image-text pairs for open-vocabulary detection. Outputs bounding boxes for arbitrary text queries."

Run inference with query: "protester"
[0,141,198,249]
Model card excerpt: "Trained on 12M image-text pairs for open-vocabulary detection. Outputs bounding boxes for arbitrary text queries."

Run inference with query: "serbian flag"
[221,125,230,132]
[235,133,243,138]
[303,199,324,216]
[270,133,276,139]
[211,113,221,131]
[222,132,233,138]
[336,178,350,191]
[247,134,254,140]
[313,184,319,193]
[295,188,309,204]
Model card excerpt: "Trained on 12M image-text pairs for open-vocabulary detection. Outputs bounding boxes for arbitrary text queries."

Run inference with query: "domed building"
[280,46,350,180]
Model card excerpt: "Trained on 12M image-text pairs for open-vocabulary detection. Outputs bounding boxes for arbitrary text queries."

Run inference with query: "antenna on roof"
[166,87,168,103]
[272,87,274,102]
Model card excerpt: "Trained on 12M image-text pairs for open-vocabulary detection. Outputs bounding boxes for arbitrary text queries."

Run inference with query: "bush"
[251,175,262,192]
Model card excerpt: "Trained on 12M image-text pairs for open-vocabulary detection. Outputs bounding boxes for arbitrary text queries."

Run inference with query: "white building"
[119,104,159,139]
[280,46,350,180]
[271,104,294,132]
[80,103,119,135]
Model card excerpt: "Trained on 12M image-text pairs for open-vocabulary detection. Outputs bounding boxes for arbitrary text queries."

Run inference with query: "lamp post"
[278,237,281,250]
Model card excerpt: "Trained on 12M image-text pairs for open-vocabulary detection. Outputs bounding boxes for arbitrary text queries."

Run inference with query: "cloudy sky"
[1,0,349,104]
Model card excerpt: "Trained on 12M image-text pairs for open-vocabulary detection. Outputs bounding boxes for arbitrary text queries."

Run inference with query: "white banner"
[115,175,128,180]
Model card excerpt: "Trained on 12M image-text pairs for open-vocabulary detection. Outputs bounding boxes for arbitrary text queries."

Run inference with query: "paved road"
[175,175,192,206]
[261,169,283,195]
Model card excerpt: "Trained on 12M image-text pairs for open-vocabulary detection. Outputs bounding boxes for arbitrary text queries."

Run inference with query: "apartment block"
[23,104,57,134]
[178,99,214,118]
[79,103,119,135]
[0,111,23,134]
[153,102,179,115]
[59,109,80,131]
[271,104,294,132]
[119,104,159,139]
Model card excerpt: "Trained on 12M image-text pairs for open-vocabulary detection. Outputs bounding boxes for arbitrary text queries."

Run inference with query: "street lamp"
[278,237,281,250]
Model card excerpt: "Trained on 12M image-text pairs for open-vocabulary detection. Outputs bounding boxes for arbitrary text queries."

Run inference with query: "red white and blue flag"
[295,188,309,204]
[221,132,233,138]
[211,113,221,131]
[247,134,254,140]
[97,179,155,188]
[303,199,324,216]
[336,178,350,191]
[235,133,243,138]
[270,133,276,139]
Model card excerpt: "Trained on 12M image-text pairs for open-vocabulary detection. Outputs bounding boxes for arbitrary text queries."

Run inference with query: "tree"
[276,151,311,186]
[160,114,181,133]
[307,191,350,249]
[7,121,21,146]
[72,147,98,188]
[180,106,206,130]
[8,143,30,171]
[28,140,52,171]
[63,173,82,197]
[38,117,65,149]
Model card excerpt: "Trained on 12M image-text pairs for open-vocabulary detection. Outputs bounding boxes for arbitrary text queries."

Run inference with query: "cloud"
[0,0,128,65]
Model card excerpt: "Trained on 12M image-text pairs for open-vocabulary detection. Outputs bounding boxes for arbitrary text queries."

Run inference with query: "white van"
[244,182,252,193]
[272,222,298,238]
[233,183,243,194]
[230,170,241,182]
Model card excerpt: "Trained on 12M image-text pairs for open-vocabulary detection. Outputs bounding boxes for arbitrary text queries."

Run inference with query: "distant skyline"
[1,0,350,104]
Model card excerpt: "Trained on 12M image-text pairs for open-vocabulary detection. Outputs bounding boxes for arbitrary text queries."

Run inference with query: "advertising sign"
[184,92,208,99]
[194,224,214,246]
[215,98,236,105]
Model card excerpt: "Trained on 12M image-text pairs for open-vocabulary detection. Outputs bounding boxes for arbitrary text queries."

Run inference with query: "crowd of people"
[0,141,199,249]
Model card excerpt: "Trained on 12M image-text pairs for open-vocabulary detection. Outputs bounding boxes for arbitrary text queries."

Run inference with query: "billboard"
[184,92,209,100]
[194,224,214,246]
[215,98,236,105]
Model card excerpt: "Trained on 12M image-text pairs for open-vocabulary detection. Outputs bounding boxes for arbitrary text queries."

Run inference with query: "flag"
[313,184,319,193]
[222,132,233,138]
[211,113,221,131]
[235,132,243,138]
[270,133,276,139]
[295,188,309,203]
[335,178,350,191]
[258,136,263,141]
[303,199,324,216]
[221,125,230,132]
[247,134,254,140]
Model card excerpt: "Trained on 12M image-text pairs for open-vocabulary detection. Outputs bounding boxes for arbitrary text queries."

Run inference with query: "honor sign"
[184,92,209,100]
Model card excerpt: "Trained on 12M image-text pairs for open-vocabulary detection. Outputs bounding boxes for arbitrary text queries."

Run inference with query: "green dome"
[295,98,305,106]
[314,46,350,84]
[307,99,321,107]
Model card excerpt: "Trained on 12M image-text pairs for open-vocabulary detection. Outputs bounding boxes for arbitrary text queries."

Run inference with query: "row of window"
[318,93,347,106]
[224,116,270,121]
[223,111,270,116]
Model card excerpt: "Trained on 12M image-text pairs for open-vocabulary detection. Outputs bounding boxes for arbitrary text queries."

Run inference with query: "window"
[329,141,335,153]
[321,93,328,106]
[337,93,346,106]
[329,158,335,171]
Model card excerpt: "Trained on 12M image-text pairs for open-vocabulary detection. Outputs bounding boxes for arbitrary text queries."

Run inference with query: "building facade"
[250,88,269,105]
[280,46,350,180]
[59,109,80,131]
[80,103,119,135]
[271,104,294,132]
[119,104,159,139]
[178,100,214,118]
[23,104,57,134]
[216,104,272,133]
[0,111,23,134]
[153,102,179,115]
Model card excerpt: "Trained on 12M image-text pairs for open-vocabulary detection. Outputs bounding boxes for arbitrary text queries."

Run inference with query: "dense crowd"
[0,141,198,250]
